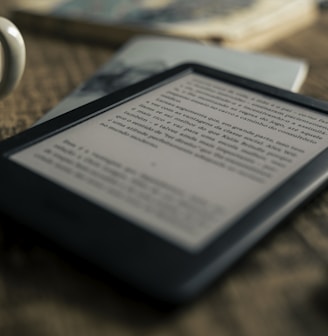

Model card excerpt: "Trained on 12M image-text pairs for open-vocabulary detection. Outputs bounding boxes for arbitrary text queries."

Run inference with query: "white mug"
[0,17,26,99]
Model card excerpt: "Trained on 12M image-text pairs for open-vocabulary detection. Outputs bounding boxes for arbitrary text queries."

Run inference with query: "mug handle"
[0,17,26,98]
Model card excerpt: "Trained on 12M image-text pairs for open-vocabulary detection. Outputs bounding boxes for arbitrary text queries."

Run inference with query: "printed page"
[11,73,328,250]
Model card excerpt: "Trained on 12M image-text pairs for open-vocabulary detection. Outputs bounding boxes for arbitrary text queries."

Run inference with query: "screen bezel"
[0,63,327,303]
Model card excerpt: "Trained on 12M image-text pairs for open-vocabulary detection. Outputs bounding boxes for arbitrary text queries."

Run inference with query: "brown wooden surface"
[1,3,328,335]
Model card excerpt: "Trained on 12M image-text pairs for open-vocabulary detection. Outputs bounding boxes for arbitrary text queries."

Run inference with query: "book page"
[11,73,328,251]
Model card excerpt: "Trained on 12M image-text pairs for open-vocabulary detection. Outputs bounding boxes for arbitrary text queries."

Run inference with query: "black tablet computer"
[0,63,327,303]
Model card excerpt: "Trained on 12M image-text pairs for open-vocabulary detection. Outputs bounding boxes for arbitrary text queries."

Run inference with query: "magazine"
[36,36,309,124]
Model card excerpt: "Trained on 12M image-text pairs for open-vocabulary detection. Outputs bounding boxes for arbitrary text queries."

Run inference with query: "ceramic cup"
[0,17,26,99]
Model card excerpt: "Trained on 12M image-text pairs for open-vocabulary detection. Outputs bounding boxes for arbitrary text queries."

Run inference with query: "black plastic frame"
[0,63,327,303]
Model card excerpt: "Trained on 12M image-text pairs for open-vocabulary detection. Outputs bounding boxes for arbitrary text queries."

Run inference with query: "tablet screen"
[10,72,328,251]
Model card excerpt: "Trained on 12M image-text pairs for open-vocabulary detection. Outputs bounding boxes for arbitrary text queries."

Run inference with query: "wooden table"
[1,3,328,336]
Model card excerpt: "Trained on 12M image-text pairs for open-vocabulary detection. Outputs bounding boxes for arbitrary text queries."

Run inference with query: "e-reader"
[0,63,327,303]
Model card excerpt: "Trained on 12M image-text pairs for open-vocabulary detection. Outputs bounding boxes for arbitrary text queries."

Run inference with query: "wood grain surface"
[0,3,328,335]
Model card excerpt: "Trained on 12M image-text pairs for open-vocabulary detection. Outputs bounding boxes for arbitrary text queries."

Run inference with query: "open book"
[12,0,318,50]
[37,36,309,124]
